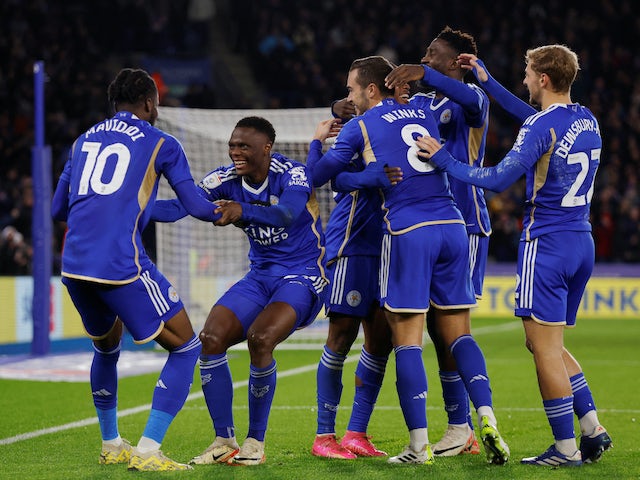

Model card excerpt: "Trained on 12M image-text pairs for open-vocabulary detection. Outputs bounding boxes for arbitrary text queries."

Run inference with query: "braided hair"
[107,68,157,112]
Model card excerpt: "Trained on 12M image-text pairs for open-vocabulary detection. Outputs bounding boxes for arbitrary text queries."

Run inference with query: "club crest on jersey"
[270,194,279,205]
[202,172,222,190]
[288,166,310,187]
[346,290,362,307]
[168,286,180,303]
[440,109,452,124]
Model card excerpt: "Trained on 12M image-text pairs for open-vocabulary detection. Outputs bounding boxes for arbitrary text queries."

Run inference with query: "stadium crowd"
[1,0,639,274]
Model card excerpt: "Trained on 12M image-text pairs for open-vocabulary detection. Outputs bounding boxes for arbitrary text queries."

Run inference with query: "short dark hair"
[107,68,157,110]
[436,26,478,56]
[235,116,276,144]
[349,56,395,96]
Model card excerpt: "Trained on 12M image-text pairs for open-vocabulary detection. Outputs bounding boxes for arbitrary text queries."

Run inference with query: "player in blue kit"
[455,49,613,466]
[177,116,328,467]
[51,68,223,471]
[385,27,495,458]
[308,55,509,465]
[417,44,611,467]
[310,84,409,460]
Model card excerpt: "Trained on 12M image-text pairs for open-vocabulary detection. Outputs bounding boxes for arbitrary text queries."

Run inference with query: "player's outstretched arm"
[458,53,536,122]
[214,189,309,228]
[416,135,526,192]
[151,199,188,222]
[173,179,221,222]
[333,162,403,192]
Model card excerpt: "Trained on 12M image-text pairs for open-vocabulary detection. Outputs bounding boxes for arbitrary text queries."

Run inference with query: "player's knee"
[246,329,277,356]
[198,329,228,354]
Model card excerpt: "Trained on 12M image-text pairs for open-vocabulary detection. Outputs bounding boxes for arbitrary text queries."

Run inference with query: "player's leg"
[192,274,262,465]
[426,308,477,457]
[313,258,361,459]
[97,267,199,470]
[563,233,611,462]
[381,231,433,464]
[341,304,391,457]
[430,224,508,464]
[61,277,131,465]
[233,273,326,466]
[517,233,583,467]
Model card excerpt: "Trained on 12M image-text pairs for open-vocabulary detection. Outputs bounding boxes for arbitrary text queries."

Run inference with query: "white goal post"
[155,107,336,337]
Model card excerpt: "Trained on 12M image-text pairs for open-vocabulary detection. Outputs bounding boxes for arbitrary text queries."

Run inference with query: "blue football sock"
[316,345,347,434]
[247,360,277,441]
[200,353,235,439]
[570,372,596,418]
[544,396,575,440]
[347,348,387,432]
[141,409,174,444]
[395,345,427,430]
[91,343,121,441]
[450,335,492,411]
[439,370,470,426]
[141,335,200,445]
[151,335,201,416]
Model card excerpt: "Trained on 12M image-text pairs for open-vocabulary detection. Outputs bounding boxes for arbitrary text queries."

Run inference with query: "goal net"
[155,107,336,342]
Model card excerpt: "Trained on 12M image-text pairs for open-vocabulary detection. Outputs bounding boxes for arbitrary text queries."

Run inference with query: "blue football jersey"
[508,103,601,240]
[410,86,492,235]
[320,98,464,233]
[324,188,383,261]
[61,111,197,283]
[199,152,326,277]
[324,152,384,261]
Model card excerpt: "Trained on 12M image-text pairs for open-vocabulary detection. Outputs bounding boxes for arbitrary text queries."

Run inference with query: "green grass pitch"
[1,316,638,479]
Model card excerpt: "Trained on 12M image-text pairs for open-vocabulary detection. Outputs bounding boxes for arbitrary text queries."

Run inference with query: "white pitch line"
[6,319,612,447]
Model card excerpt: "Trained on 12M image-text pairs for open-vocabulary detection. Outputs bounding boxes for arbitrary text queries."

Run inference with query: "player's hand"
[457,53,489,82]
[384,165,403,185]
[331,98,356,119]
[385,65,424,89]
[213,200,242,226]
[313,118,342,142]
[415,135,443,161]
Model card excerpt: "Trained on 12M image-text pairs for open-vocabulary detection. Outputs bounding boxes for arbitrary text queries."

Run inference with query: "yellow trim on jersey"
[336,191,359,259]
[133,321,166,344]
[133,137,163,276]
[382,216,466,235]
[525,129,556,241]
[61,271,138,285]
[383,303,429,314]
[358,119,377,165]
[468,120,492,236]
[306,190,328,283]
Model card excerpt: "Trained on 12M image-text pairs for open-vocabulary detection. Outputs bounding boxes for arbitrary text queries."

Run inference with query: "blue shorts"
[216,269,327,336]
[380,224,476,312]
[515,231,594,326]
[62,265,184,344]
[469,233,489,298]
[326,255,380,318]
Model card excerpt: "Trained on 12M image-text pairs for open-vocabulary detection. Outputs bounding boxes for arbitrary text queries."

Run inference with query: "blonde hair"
[525,44,579,93]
